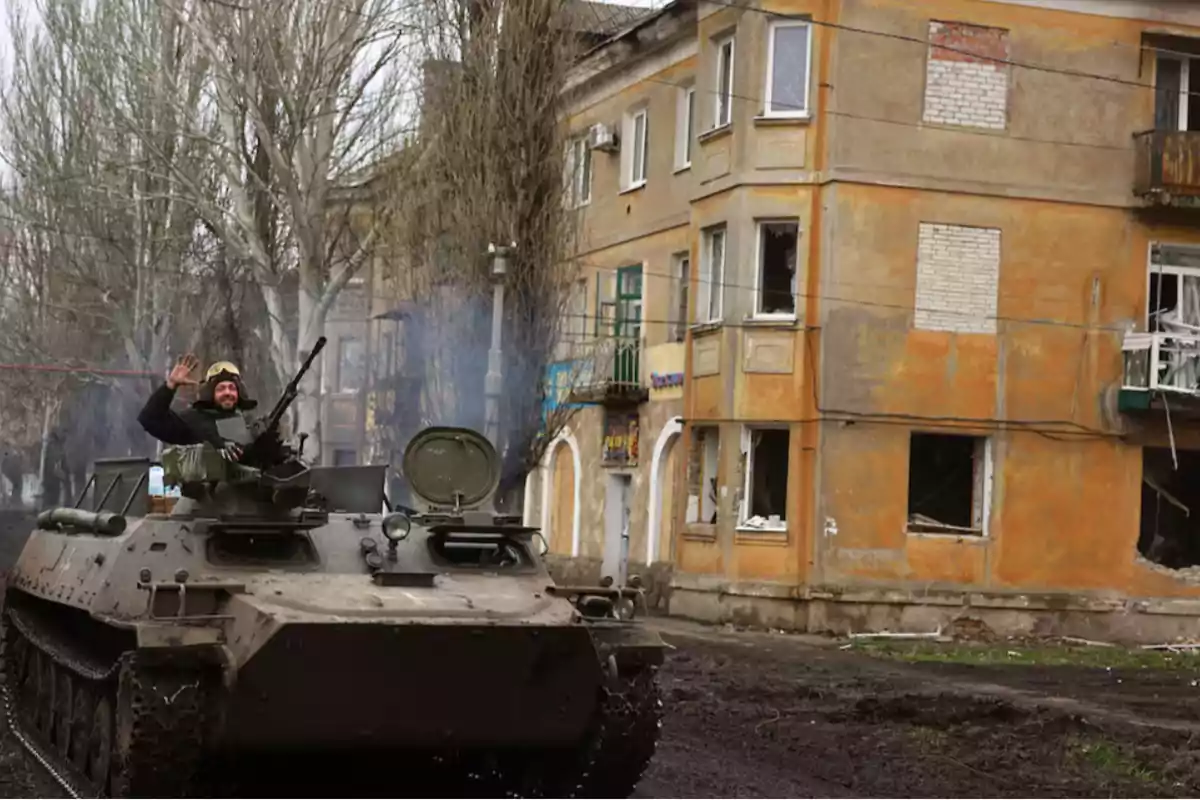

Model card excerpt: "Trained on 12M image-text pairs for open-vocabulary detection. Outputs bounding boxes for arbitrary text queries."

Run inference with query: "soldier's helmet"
[197,360,258,411]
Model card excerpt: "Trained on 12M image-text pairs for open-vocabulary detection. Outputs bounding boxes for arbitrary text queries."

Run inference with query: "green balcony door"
[614,265,642,385]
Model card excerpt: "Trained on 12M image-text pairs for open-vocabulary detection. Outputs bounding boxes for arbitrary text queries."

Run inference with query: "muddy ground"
[1,582,1200,797]
[635,620,1200,798]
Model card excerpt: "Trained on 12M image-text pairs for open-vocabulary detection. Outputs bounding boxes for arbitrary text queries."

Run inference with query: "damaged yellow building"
[526,0,1200,642]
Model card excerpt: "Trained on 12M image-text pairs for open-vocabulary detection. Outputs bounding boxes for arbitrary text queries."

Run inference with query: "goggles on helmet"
[205,361,242,381]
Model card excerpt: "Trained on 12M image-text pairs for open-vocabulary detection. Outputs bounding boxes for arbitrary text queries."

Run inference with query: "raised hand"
[167,354,200,390]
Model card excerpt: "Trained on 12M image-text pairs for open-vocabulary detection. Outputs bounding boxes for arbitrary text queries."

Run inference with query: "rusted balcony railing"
[1134,130,1200,202]
[1122,331,1200,395]
[547,335,647,406]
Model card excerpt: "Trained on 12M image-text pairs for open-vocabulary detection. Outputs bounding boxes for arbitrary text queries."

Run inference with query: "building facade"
[528,0,1200,642]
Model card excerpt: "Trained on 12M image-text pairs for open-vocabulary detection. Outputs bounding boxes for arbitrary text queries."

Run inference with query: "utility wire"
[696,0,1200,101]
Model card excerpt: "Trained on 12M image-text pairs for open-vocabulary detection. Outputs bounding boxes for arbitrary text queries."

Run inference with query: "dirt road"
[3,616,1200,798]
[638,619,1200,798]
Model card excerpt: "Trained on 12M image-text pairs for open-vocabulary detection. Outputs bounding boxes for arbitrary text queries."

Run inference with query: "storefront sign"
[646,343,685,401]
[650,372,684,391]
[603,410,639,467]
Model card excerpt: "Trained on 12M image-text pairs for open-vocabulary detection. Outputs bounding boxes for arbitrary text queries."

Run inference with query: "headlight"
[382,512,412,543]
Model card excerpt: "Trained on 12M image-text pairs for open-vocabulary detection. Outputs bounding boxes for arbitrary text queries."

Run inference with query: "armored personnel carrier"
[0,350,667,798]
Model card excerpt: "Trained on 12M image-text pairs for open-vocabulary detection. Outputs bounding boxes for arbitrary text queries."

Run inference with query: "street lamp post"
[485,243,513,451]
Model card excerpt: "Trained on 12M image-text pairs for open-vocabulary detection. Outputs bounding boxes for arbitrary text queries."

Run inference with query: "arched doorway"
[646,417,683,565]
[539,428,581,557]
[549,441,576,554]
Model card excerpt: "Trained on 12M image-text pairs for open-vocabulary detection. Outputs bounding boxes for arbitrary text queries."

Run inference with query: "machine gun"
[237,336,327,471]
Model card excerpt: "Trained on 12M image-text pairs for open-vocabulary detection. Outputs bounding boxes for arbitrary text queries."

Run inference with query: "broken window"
[1139,447,1200,570]
[686,426,720,524]
[1148,244,1200,392]
[906,432,990,535]
[756,220,798,316]
[739,426,789,529]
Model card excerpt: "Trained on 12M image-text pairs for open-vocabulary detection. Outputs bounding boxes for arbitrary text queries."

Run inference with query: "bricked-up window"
[685,426,720,524]
[713,34,735,129]
[756,220,798,316]
[913,222,1000,334]
[698,225,726,323]
[739,426,789,530]
[906,432,990,535]
[670,251,690,342]
[1155,54,1200,132]
[764,20,812,117]
[922,21,1009,131]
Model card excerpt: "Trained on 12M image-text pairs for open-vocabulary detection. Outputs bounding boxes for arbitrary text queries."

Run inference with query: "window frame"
[713,34,735,129]
[697,224,726,324]
[686,424,721,525]
[763,19,814,119]
[737,424,790,532]
[675,83,696,171]
[1155,53,1196,132]
[904,431,993,538]
[564,134,592,208]
[752,218,800,320]
[623,107,649,191]
[336,336,365,394]
[670,250,691,343]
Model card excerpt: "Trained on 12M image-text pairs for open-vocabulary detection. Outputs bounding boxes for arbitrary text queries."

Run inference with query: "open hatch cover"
[402,427,500,508]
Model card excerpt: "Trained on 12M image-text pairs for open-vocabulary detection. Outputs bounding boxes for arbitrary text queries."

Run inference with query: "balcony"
[546,336,648,408]
[1120,331,1200,413]
[1134,130,1200,209]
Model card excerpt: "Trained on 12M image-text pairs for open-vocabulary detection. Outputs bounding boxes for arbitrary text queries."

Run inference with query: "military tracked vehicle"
[0,347,667,798]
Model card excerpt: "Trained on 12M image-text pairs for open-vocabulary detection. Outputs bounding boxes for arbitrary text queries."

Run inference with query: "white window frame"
[737,424,789,531]
[675,84,695,171]
[564,135,592,208]
[1147,263,1200,331]
[713,34,735,129]
[752,218,800,320]
[1157,54,1195,132]
[905,433,994,538]
[622,107,649,191]
[698,225,726,324]
[670,250,691,342]
[763,19,813,119]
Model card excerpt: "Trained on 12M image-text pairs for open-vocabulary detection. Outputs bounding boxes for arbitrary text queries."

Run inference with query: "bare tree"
[110,0,421,462]
[392,0,587,505]
[0,0,223,463]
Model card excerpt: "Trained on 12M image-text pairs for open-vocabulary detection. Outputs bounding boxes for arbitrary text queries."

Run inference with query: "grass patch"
[848,639,1200,670]
[1066,736,1163,785]
[906,725,950,750]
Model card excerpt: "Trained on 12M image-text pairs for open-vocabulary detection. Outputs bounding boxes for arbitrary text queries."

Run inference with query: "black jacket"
[138,383,248,448]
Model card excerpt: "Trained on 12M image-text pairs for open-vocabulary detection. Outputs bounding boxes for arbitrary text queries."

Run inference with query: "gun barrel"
[264,336,328,431]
